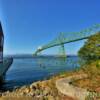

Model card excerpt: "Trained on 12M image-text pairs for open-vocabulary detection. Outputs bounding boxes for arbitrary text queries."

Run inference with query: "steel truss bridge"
[33,24,100,57]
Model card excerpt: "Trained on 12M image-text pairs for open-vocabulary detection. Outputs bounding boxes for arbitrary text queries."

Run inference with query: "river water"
[1,56,79,90]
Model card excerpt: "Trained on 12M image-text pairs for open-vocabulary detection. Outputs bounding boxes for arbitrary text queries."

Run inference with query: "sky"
[0,0,100,55]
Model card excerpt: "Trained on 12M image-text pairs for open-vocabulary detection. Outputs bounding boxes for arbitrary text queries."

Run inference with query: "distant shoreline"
[4,54,77,59]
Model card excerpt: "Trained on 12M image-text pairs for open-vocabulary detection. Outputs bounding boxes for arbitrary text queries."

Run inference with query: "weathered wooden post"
[0,22,4,63]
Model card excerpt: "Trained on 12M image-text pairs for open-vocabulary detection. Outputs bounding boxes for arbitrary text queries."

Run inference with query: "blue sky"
[0,0,100,55]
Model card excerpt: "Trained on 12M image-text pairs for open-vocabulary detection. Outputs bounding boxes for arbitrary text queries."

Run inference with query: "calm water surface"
[1,56,79,90]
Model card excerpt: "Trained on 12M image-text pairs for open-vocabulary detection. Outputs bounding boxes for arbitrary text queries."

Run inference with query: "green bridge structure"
[34,24,100,57]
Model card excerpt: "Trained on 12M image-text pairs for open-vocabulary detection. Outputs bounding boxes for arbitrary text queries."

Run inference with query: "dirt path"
[56,74,89,100]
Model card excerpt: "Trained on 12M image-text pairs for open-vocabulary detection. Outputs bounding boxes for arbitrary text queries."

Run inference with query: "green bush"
[78,32,100,64]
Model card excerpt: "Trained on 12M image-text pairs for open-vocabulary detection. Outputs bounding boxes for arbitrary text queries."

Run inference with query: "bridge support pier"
[59,44,66,58]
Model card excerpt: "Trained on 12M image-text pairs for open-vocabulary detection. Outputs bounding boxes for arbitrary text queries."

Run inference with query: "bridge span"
[34,24,100,56]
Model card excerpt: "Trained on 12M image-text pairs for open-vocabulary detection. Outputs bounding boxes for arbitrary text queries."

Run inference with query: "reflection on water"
[37,56,79,70]
[1,56,79,90]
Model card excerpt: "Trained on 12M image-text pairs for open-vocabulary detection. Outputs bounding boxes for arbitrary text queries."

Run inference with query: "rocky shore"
[0,81,57,100]
[0,77,74,100]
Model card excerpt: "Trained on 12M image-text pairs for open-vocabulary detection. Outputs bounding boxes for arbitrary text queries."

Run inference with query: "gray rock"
[43,87,51,96]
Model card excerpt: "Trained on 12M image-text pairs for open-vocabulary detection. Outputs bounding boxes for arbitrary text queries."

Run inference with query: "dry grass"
[0,96,33,100]
[72,60,100,92]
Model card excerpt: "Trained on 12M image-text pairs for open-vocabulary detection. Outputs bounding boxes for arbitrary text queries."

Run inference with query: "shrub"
[78,32,100,64]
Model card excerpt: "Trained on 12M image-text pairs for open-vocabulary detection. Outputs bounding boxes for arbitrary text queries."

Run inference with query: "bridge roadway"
[34,36,90,54]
